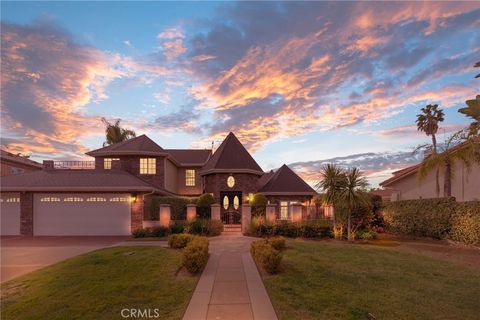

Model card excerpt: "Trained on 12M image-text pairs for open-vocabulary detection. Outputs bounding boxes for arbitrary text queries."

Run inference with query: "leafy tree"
[102,118,136,147]
[250,193,268,217]
[337,168,370,241]
[416,104,445,197]
[316,164,345,239]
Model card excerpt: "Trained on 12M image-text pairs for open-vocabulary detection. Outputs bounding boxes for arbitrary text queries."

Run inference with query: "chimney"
[111,159,122,170]
[43,160,54,170]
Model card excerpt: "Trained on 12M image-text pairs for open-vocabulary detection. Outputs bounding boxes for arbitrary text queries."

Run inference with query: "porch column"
[211,204,221,221]
[186,204,197,221]
[20,192,34,236]
[131,194,144,232]
[291,203,303,222]
[159,204,171,227]
[241,205,251,234]
[266,204,277,224]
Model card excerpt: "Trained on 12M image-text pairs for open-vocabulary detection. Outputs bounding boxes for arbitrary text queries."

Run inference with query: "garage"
[0,193,21,236]
[33,193,131,236]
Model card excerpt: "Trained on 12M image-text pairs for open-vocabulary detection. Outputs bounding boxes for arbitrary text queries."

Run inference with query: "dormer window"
[140,158,156,174]
[185,169,195,186]
[104,158,119,169]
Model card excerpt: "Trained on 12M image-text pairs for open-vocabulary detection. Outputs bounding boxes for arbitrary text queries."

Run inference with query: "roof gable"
[86,135,166,157]
[1,150,42,168]
[166,149,211,165]
[201,132,263,174]
[259,164,316,194]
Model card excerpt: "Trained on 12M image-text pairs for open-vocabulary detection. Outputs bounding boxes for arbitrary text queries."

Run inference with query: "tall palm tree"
[416,104,445,197]
[338,168,370,241]
[316,164,345,239]
[101,118,136,147]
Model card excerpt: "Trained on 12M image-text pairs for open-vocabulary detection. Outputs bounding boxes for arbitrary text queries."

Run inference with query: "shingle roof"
[0,169,162,192]
[258,164,316,195]
[166,149,211,165]
[1,150,42,169]
[86,134,167,157]
[201,132,263,175]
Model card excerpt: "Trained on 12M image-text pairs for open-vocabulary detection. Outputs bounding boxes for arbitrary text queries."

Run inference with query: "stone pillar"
[291,203,303,222]
[186,204,197,221]
[266,204,277,224]
[159,204,171,227]
[131,194,144,232]
[211,204,221,221]
[242,205,251,234]
[20,192,34,236]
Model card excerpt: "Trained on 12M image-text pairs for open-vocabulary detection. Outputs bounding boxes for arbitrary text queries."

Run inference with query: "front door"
[220,191,242,224]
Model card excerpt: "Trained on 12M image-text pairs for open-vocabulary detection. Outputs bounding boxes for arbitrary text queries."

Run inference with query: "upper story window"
[104,158,120,169]
[185,169,195,186]
[140,158,156,174]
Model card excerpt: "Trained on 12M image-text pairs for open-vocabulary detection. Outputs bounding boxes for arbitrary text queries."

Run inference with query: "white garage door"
[34,193,131,236]
[1,193,21,235]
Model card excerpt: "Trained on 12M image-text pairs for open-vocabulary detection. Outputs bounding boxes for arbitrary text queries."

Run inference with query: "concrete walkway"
[183,233,278,320]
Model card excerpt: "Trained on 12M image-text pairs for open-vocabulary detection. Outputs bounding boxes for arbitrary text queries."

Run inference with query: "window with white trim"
[185,169,195,186]
[280,201,289,220]
[104,158,120,169]
[140,158,156,174]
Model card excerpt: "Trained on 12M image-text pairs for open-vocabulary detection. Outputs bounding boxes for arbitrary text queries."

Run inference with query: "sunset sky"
[1,1,479,187]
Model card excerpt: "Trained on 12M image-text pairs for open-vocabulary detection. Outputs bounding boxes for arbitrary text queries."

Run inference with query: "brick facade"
[131,194,144,231]
[203,172,260,203]
[20,192,33,236]
[95,156,166,190]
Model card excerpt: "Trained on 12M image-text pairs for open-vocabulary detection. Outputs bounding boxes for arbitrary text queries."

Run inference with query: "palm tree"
[416,104,445,197]
[337,168,370,241]
[101,118,136,147]
[316,164,345,239]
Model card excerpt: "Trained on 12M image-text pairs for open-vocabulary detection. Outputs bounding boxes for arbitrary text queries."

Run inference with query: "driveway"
[1,236,127,283]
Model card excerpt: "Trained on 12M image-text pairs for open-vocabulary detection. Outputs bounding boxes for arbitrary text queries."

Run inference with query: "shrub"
[251,240,282,274]
[182,237,209,274]
[449,201,480,245]
[146,196,192,220]
[383,197,456,239]
[207,220,224,236]
[356,230,378,240]
[250,193,267,217]
[149,226,170,237]
[132,228,149,238]
[298,220,333,238]
[168,234,195,249]
[274,222,299,237]
[196,193,215,219]
[187,219,208,235]
[170,221,185,234]
[267,237,286,250]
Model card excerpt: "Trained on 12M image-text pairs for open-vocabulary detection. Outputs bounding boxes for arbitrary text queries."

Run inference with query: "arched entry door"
[220,191,242,224]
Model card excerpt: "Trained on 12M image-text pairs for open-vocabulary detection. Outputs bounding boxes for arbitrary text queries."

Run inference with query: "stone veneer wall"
[203,173,260,202]
[20,192,34,235]
[131,194,144,231]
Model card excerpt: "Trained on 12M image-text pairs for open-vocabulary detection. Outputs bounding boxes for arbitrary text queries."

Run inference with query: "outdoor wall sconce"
[131,195,137,203]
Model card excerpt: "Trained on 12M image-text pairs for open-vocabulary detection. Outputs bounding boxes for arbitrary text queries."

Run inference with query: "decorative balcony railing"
[53,161,95,170]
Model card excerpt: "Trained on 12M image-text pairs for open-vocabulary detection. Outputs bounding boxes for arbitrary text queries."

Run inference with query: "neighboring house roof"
[0,150,42,169]
[370,189,393,198]
[166,149,212,166]
[259,164,317,195]
[0,169,163,193]
[86,134,168,157]
[201,132,263,175]
[380,141,471,187]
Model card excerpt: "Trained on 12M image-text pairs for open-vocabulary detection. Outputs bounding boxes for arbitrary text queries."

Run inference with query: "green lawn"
[1,247,197,320]
[263,240,480,320]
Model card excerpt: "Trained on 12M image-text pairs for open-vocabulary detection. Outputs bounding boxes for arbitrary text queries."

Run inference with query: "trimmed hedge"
[168,234,195,249]
[266,236,286,250]
[194,193,215,219]
[186,219,224,236]
[132,226,170,238]
[383,198,480,245]
[182,236,209,274]
[249,219,333,238]
[251,240,282,274]
[146,196,195,220]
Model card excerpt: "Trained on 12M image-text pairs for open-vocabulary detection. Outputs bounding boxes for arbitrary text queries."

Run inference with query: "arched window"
[223,196,229,210]
[233,196,239,210]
